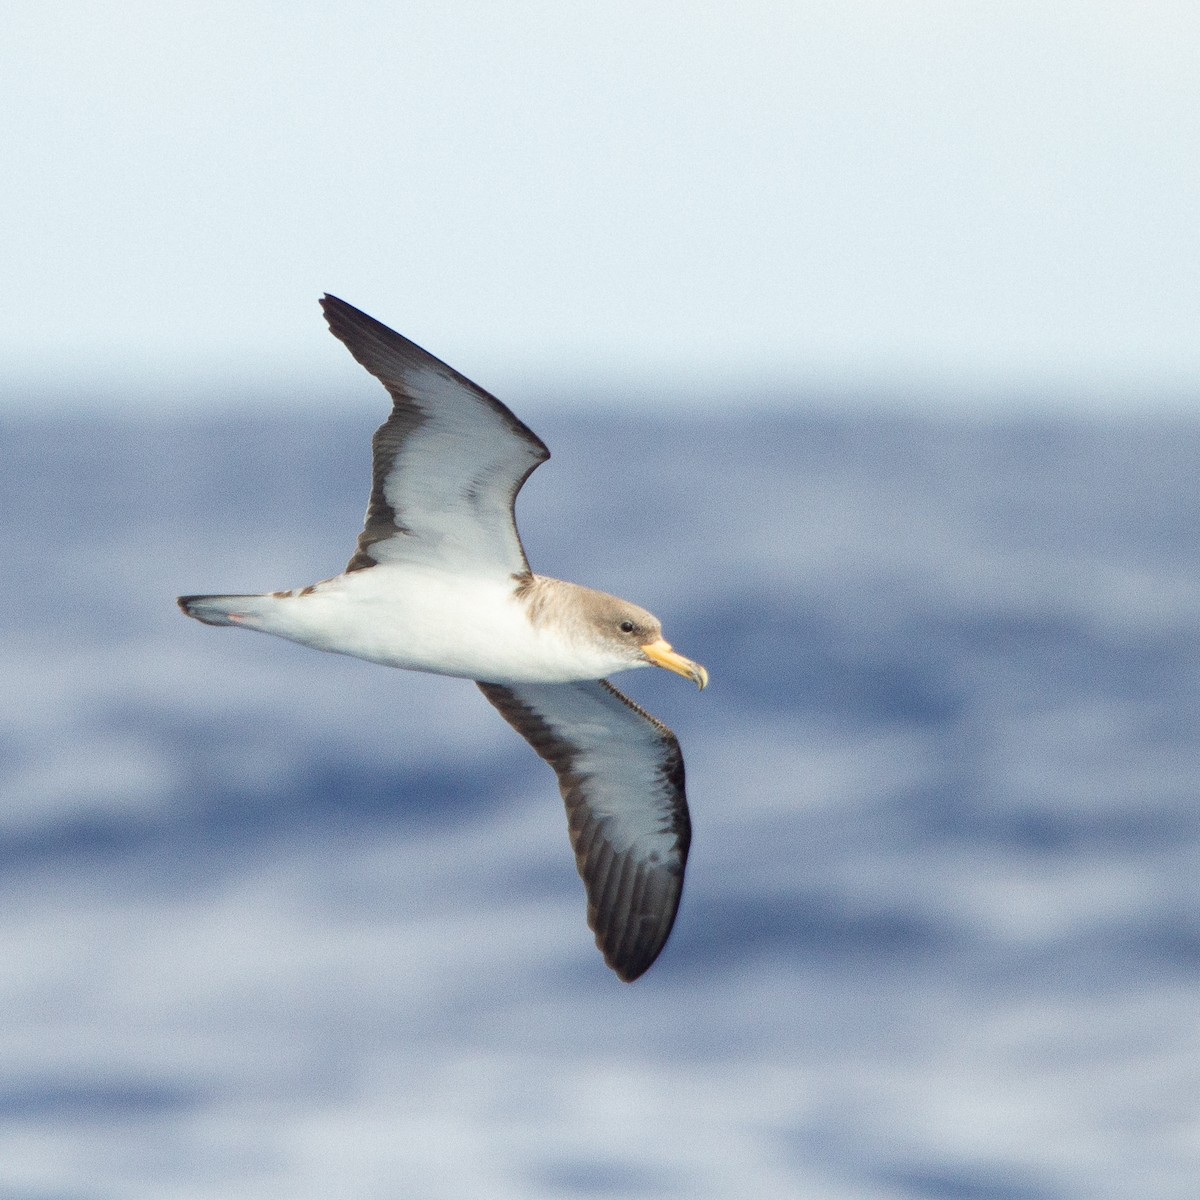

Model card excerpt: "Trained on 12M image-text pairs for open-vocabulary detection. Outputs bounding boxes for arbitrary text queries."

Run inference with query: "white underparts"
[214,569,648,685]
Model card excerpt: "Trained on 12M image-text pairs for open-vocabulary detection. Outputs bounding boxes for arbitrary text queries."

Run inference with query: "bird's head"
[595,598,709,691]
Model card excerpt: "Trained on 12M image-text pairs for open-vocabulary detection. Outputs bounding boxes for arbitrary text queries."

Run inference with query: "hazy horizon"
[5,3,1200,411]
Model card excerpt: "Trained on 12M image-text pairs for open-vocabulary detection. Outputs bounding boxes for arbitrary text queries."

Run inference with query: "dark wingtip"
[611,959,652,984]
[592,865,684,984]
[318,293,430,371]
[319,293,380,341]
[601,922,675,983]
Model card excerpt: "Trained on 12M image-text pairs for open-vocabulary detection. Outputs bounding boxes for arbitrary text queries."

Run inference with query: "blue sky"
[4,2,1199,409]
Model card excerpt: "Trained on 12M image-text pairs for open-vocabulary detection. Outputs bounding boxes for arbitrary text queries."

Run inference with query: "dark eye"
[619,620,636,634]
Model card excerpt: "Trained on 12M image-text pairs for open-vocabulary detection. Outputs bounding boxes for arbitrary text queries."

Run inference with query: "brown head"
[552,582,709,690]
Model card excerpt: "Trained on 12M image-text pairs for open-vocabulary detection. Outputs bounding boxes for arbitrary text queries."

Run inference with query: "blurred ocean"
[2,405,1199,1199]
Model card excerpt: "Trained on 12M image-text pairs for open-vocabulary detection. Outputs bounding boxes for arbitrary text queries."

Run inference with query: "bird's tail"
[177,593,269,627]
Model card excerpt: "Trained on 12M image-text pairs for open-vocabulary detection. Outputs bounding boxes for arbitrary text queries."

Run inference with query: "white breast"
[237,568,638,685]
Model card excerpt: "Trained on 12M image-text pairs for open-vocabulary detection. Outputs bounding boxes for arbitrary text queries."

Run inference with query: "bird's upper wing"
[476,678,691,981]
[321,295,550,577]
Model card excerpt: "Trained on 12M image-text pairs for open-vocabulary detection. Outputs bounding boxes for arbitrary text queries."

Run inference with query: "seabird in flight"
[178,296,707,981]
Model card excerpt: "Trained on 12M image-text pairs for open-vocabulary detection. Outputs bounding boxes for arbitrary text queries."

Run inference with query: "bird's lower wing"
[476,678,691,981]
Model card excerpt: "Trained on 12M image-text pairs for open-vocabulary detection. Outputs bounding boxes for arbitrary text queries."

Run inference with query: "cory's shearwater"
[179,296,707,981]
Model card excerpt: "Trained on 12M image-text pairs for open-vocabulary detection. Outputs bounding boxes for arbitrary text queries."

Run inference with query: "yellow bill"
[641,638,709,690]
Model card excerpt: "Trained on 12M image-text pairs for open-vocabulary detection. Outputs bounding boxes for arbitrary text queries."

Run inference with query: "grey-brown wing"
[477,678,691,981]
[321,295,550,577]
